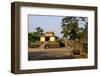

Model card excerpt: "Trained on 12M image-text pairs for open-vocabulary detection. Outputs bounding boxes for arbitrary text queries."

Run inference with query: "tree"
[61,16,88,41]
[35,27,44,34]
[28,27,44,43]
[78,24,88,43]
[28,33,33,43]
[61,17,78,40]
[28,32,40,43]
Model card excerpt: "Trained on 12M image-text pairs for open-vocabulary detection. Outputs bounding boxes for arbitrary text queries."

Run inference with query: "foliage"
[28,27,44,43]
[28,32,40,43]
[61,16,88,42]
[35,27,44,34]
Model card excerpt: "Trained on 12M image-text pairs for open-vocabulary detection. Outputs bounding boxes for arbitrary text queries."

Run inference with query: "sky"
[28,15,87,38]
[28,15,63,38]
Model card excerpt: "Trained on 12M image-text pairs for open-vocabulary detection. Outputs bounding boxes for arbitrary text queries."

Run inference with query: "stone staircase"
[39,41,48,49]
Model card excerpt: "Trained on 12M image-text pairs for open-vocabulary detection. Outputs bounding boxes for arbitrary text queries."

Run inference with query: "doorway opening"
[46,37,49,41]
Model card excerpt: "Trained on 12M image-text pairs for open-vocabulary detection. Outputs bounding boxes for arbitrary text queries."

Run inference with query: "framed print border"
[11,2,98,74]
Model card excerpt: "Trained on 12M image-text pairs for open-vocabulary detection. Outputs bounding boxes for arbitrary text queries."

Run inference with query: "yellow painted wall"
[50,37,55,41]
[40,37,45,42]
[45,33,52,36]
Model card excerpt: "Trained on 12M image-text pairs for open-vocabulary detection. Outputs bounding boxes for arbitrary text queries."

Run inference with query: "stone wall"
[65,40,84,55]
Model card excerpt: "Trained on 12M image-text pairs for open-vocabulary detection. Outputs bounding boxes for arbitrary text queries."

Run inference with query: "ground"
[28,47,87,60]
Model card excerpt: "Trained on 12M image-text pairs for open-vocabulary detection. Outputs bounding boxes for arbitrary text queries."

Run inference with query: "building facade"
[40,32,56,42]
